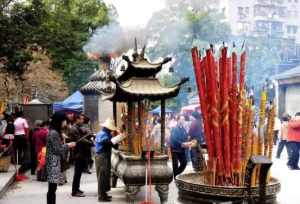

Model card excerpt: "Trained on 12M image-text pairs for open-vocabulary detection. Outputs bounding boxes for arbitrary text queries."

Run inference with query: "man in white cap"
[95,118,124,202]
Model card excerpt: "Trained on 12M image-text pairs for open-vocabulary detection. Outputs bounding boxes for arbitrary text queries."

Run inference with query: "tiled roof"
[120,78,178,95]
[80,80,116,95]
[273,65,300,80]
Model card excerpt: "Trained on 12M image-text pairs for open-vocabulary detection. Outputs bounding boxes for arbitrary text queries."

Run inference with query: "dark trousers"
[47,183,57,204]
[95,153,111,197]
[72,159,85,193]
[30,151,37,175]
[171,151,187,177]
[276,140,287,158]
[84,148,93,170]
[30,136,37,175]
[287,141,300,168]
[190,146,205,171]
[273,130,279,145]
[13,135,29,172]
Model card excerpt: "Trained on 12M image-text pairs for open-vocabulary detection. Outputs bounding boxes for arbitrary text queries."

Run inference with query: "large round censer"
[176,173,280,204]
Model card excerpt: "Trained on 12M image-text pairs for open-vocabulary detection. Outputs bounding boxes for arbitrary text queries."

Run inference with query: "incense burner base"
[175,173,280,204]
[111,149,173,203]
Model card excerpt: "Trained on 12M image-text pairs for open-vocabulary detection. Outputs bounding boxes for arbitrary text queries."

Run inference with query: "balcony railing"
[255,0,284,5]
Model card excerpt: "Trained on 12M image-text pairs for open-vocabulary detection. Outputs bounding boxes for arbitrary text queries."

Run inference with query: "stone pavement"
[0,165,182,204]
[0,166,16,199]
[1,146,299,204]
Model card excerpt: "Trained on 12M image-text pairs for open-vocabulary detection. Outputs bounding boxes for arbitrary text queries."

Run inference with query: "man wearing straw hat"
[95,118,125,202]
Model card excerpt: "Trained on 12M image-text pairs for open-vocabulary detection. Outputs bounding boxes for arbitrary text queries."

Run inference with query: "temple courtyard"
[1,148,299,204]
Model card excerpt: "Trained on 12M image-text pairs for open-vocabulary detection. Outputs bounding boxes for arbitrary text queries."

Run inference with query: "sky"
[104,0,165,28]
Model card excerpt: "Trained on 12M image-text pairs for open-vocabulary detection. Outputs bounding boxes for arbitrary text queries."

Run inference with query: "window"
[256,20,269,31]
[276,7,287,17]
[271,0,284,3]
[287,25,298,34]
[245,7,250,14]
[238,7,250,20]
[254,5,269,17]
[271,21,283,32]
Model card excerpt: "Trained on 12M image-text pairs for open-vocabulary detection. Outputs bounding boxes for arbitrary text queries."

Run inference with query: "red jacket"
[33,127,49,154]
[288,119,300,142]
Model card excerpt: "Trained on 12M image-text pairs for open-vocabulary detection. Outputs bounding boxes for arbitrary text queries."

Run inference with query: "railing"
[255,0,284,5]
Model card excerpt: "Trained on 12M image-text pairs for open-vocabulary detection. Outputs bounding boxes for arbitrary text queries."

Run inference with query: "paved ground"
[0,166,15,199]
[1,146,299,204]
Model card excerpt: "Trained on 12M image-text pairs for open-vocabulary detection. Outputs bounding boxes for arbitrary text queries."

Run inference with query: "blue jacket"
[170,126,188,152]
[95,128,113,154]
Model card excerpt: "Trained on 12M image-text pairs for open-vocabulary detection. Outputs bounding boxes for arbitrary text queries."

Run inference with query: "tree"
[233,35,287,101]
[145,0,231,107]
[0,0,110,96]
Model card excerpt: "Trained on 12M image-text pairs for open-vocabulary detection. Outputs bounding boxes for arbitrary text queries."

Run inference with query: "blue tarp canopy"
[149,106,173,114]
[53,91,83,112]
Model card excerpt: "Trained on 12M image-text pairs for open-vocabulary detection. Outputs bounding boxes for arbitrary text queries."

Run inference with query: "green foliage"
[0,0,109,91]
[146,0,231,107]
[0,1,36,74]
[234,35,285,100]
[63,58,98,92]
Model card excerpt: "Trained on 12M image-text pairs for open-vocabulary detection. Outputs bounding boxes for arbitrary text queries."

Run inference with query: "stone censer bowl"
[111,149,173,203]
[175,172,281,204]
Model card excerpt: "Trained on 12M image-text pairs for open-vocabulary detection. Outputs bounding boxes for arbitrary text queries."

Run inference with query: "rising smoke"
[83,22,125,55]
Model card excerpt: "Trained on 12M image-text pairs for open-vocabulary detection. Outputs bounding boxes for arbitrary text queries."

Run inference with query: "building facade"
[225,0,300,72]
[273,65,300,116]
[226,0,300,41]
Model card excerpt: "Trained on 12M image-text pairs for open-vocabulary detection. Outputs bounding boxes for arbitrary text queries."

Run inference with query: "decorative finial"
[133,38,138,62]
[241,40,246,50]
[134,38,138,54]
[141,45,146,59]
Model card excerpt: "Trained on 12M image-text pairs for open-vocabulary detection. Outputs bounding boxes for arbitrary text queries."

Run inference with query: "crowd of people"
[150,111,206,177]
[2,106,300,203]
[0,110,101,203]
[0,109,206,203]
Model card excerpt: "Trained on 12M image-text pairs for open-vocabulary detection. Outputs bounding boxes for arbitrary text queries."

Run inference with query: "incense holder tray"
[175,173,280,204]
[111,149,173,203]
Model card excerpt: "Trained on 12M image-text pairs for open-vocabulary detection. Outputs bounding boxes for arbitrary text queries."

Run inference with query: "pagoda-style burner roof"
[121,78,178,95]
[117,55,172,82]
[103,77,188,102]
[80,44,188,101]
[130,58,169,69]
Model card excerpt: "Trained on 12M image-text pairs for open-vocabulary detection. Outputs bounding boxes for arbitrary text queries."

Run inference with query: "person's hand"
[67,142,76,148]
[181,142,190,148]
[190,139,198,148]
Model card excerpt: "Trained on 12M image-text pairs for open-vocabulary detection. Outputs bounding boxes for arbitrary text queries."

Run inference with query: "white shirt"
[14,117,29,135]
[274,117,281,131]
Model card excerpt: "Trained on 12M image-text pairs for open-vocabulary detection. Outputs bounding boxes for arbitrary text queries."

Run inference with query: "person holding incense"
[70,114,93,197]
[188,111,205,172]
[46,112,76,204]
[170,115,190,177]
[95,118,125,202]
